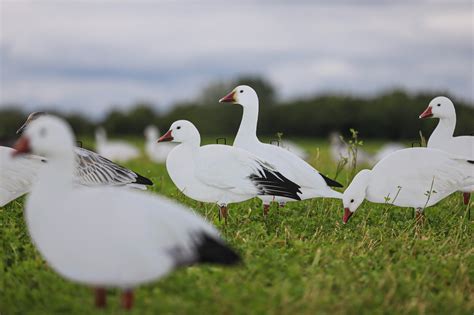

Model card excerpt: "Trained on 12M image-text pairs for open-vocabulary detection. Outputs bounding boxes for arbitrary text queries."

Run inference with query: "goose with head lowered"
[419,96,474,205]
[219,85,343,213]
[342,148,474,224]
[158,120,302,220]
[12,115,240,310]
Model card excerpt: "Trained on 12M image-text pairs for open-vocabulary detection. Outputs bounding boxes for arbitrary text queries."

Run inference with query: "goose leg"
[278,202,286,208]
[263,204,270,216]
[94,288,107,308]
[415,208,424,225]
[219,205,228,223]
[122,290,134,310]
[463,192,470,205]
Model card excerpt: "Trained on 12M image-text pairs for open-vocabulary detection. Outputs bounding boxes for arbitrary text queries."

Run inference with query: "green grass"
[1,139,472,315]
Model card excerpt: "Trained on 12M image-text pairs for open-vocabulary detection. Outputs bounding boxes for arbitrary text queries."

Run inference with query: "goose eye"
[350,199,354,203]
[239,90,244,93]
[177,126,181,130]
[437,104,441,107]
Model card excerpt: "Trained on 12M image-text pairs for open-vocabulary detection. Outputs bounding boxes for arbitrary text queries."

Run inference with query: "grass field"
[1,138,472,315]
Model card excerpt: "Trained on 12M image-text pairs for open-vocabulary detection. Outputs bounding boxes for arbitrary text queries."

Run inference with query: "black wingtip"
[249,163,302,201]
[134,172,153,186]
[195,233,241,266]
[319,173,343,188]
[468,160,474,164]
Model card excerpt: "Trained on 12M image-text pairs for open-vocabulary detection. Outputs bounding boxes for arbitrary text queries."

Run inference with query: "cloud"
[0,1,472,117]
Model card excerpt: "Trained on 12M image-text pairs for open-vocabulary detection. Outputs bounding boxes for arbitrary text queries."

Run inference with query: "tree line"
[1,77,473,143]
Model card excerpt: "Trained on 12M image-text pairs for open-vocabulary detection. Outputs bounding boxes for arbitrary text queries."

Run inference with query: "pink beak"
[219,91,236,103]
[343,207,353,224]
[12,136,31,157]
[157,130,173,142]
[419,106,433,119]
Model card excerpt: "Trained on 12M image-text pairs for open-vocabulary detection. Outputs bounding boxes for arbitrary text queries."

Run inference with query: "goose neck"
[235,104,259,144]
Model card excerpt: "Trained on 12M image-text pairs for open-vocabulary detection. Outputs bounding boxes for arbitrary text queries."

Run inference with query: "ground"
[0,138,472,315]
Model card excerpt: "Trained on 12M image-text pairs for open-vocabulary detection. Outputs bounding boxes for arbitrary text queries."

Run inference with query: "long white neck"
[428,117,456,146]
[234,103,260,146]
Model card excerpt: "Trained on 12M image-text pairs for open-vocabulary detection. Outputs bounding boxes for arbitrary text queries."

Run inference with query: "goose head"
[158,120,200,145]
[13,115,75,159]
[17,111,47,135]
[419,96,455,120]
[342,169,371,223]
[219,85,258,109]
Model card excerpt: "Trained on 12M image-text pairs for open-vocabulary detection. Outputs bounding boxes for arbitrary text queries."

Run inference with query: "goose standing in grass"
[342,148,474,223]
[12,115,240,310]
[419,96,474,205]
[0,113,152,207]
[95,127,139,162]
[144,125,175,163]
[158,120,302,220]
[219,85,342,214]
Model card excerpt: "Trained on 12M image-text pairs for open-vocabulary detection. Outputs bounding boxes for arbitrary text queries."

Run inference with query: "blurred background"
[1,1,473,141]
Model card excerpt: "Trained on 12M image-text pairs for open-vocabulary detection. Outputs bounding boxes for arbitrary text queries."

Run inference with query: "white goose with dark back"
[13,115,240,310]
[219,85,343,213]
[158,120,302,219]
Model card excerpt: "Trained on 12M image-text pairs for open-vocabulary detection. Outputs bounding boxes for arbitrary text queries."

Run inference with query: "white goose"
[342,148,474,223]
[0,113,152,207]
[158,120,302,219]
[219,85,342,213]
[12,115,240,310]
[419,96,474,205]
[144,125,175,163]
[0,146,45,206]
[95,127,140,162]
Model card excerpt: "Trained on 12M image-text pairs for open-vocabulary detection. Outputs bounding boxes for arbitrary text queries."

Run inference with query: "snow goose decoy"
[219,85,343,213]
[15,112,152,189]
[157,120,302,220]
[12,115,240,310]
[144,125,175,163]
[0,146,45,207]
[419,96,474,205]
[342,147,474,223]
[95,127,140,162]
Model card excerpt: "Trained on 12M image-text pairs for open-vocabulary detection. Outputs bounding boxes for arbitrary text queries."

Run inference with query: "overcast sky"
[1,1,472,117]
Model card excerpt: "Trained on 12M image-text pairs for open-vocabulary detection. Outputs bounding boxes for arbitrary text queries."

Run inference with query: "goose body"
[342,147,474,223]
[15,116,239,309]
[219,86,342,209]
[95,128,139,162]
[420,96,474,203]
[159,120,302,217]
[0,146,44,206]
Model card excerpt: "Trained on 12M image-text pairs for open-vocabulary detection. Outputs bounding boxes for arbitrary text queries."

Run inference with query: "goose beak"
[157,130,173,142]
[219,91,236,103]
[419,106,433,119]
[343,207,353,224]
[12,136,31,157]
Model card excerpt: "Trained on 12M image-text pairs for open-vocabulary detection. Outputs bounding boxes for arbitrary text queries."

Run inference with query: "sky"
[1,1,473,117]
